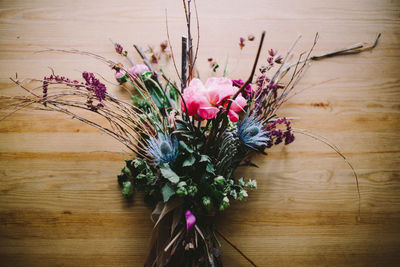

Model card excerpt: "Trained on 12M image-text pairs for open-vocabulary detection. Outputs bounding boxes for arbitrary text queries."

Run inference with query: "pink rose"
[181,77,247,122]
[128,64,150,76]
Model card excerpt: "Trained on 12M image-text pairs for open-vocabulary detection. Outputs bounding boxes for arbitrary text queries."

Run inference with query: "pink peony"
[181,77,247,122]
[128,64,150,76]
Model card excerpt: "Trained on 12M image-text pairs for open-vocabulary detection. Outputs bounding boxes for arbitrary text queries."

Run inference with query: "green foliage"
[122,181,133,198]
[182,155,196,167]
[118,72,129,85]
[160,164,180,184]
[212,64,219,72]
[216,131,243,178]
[131,95,149,110]
[161,183,175,202]
[117,123,258,212]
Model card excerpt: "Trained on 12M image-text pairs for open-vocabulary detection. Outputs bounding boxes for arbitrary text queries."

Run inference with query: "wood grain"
[0,0,399,266]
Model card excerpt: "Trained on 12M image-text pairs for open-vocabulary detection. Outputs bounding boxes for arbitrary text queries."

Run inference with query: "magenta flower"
[185,210,196,236]
[181,78,247,122]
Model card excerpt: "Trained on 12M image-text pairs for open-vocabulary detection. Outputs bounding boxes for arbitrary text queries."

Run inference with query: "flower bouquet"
[1,1,380,266]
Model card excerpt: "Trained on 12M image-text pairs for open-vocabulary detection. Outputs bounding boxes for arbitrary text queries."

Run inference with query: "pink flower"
[114,69,126,82]
[128,64,150,76]
[181,77,247,122]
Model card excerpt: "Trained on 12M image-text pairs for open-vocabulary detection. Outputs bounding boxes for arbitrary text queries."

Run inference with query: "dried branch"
[165,9,182,83]
[215,229,258,267]
[181,36,188,90]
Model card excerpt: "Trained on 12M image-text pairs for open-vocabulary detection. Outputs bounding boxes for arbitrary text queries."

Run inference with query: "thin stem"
[192,0,200,74]
[186,0,194,82]
[293,129,361,221]
[215,229,258,267]
[133,44,154,73]
[109,38,135,66]
[165,9,182,83]
[284,33,381,72]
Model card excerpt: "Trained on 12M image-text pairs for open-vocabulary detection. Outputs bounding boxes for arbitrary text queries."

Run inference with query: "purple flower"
[233,79,253,99]
[268,49,277,57]
[82,72,107,102]
[42,74,81,106]
[239,37,245,50]
[265,117,295,147]
[275,55,283,64]
[114,43,123,54]
[267,57,274,66]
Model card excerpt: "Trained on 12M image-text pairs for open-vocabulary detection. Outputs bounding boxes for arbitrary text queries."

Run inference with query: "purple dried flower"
[82,72,107,102]
[42,74,82,106]
[42,81,48,106]
[275,55,283,64]
[265,118,295,147]
[267,57,274,66]
[266,83,278,98]
[268,49,277,57]
[160,40,168,52]
[233,79,253,99]
[151,54,159,64]
[256,75,270,88]
[239,37,245,50]
[114,43,123,54]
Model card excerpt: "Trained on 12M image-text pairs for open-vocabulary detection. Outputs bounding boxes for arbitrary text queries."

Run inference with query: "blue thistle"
[237,115,270,150]
[147,133,179,165]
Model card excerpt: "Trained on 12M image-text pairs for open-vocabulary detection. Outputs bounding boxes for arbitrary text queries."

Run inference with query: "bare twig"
[109,38,135,66]
[284,33,381,72]
[192,0,200,76]
[215,229,258,267]
[133,44,154,72]
[293,129,361,221]
[165,9,182,83]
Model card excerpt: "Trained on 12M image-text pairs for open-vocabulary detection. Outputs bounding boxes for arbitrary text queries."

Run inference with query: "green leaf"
[212,64,219,72]
[161,184,175,202]
[124,159,133,167]
[142,71,153,79]
[206,163,215,174]
[183,155,196,167]
[160,164,180,184]
[181,133,195,139]
[213,176,225,185]
[121,166,131,176]
[200,155,211,163]
[179,141,194,153]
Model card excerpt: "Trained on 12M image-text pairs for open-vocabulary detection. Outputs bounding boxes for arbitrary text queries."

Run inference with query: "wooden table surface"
[0,0,399,266]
